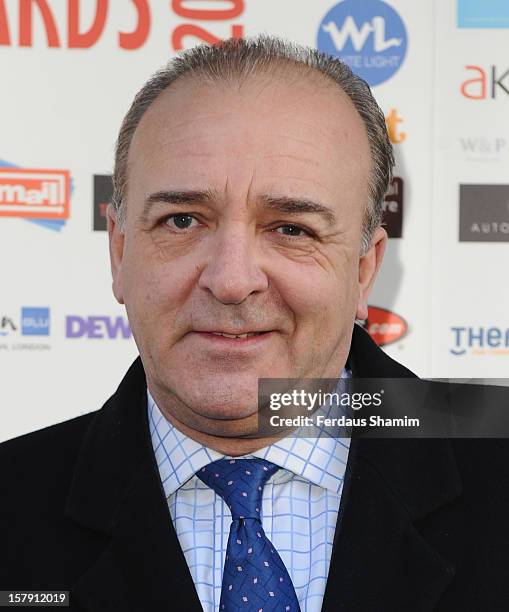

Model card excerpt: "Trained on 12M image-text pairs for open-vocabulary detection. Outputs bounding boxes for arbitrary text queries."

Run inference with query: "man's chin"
[150,369,273,434]
[164,375,261,414]
[169,401,262,439]
[187,399,259,422]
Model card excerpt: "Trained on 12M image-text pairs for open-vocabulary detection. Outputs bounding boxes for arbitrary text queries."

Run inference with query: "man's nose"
[197,226,269,304]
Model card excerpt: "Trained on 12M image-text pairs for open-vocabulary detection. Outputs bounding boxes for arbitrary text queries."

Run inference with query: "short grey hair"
[112,35,394,253]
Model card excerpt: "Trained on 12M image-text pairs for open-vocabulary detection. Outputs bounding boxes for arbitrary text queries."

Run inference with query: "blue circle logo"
[317,0,408,86]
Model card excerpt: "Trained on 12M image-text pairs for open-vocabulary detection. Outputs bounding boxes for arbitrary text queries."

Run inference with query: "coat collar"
[66,323,462,611]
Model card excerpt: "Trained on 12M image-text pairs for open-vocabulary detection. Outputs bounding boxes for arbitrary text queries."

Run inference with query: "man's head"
[107,36,393,450]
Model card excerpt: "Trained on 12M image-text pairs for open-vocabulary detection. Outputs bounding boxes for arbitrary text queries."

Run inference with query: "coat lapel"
[322,325,462,611]
[65,359,202,612]
[322,437,461,611]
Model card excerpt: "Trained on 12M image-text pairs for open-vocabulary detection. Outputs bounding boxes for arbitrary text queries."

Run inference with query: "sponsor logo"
[0,315,17,336]
[385,108,406,144]
[65,315,132,339]
[382,176,403,238]
[0,168,70,218]
[93,175,113,231]
[0,160,72,231]
[317,0,408,86]
[360,306,408,346]
[21,307,50,336]
[450,327,509,356]
[459,136,508,161]
[0,308,51,351]
[459,184,509,242]
[460,65,509,99]
[457,0,509,29]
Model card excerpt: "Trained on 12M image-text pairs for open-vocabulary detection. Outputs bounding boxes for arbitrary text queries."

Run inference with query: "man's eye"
[165,214,198,230]
[274,224,309,237]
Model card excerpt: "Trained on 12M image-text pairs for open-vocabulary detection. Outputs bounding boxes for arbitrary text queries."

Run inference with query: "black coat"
[1,324,509,611]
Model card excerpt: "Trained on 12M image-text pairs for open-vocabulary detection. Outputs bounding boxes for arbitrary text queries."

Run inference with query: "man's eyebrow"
[142,189,216,222]
[141,190,337,225]
[260,195,337,225]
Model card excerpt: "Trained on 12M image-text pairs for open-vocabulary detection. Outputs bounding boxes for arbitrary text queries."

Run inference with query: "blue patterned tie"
[197,458,301,611]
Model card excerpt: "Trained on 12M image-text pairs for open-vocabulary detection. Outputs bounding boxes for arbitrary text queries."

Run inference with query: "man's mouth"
[188,330,275,352]
[210,331,264,339]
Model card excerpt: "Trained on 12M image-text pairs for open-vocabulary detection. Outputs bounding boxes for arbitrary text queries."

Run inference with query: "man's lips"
[189,330,275,345]
[194,330,268,339]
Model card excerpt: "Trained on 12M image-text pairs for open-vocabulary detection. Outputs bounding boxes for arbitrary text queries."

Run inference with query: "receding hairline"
[125,60,371,196]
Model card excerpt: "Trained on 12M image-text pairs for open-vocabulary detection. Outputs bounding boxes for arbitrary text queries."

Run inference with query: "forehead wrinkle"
[262,173,335,194]
[143,91,357,147]
[246,168,256,207]
[263,153,320,167]
[268,134,330,153]
[223,173,230,202]
[219,165,258,214]
[159,120,347,156]
[149,114,235,143]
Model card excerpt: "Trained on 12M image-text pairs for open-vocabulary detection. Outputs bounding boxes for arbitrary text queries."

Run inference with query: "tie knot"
[197,458,279,520]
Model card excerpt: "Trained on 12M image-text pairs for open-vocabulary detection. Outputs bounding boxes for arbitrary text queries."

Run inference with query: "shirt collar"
[148,370,351,497]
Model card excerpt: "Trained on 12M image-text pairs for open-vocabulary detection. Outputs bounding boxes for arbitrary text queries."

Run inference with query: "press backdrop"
[1,0,507,441]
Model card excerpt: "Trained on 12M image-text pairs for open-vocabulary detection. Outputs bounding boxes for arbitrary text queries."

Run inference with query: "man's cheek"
[282,273,343,317]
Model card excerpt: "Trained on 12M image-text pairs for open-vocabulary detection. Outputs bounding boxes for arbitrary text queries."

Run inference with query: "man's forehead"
[130,69,368,154]
[125,70,371,221]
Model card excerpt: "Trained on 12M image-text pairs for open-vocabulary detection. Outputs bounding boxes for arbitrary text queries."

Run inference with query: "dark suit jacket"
[1,324,509,611]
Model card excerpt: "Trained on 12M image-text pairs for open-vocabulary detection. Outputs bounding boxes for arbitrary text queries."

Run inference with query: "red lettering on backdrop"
[68,0,108,48]
[171,0,244,20]
[172,23,243,50]
[0,0,10,45]
[461,65,486,99]
[19,0,60,47]
[8,0,243,50]
[119,0,150,50]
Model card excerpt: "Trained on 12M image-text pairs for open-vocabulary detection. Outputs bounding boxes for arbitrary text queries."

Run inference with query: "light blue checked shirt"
[148,373,351,612]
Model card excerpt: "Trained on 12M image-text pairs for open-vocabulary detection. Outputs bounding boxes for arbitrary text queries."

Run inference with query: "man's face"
[109,71,385,437]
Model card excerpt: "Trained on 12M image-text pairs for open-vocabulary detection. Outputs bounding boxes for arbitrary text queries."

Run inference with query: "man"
[1,36,508,611]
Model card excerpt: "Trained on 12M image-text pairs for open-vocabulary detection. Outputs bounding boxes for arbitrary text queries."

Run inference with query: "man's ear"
[356,226,387,321]
[107,204,125,305]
